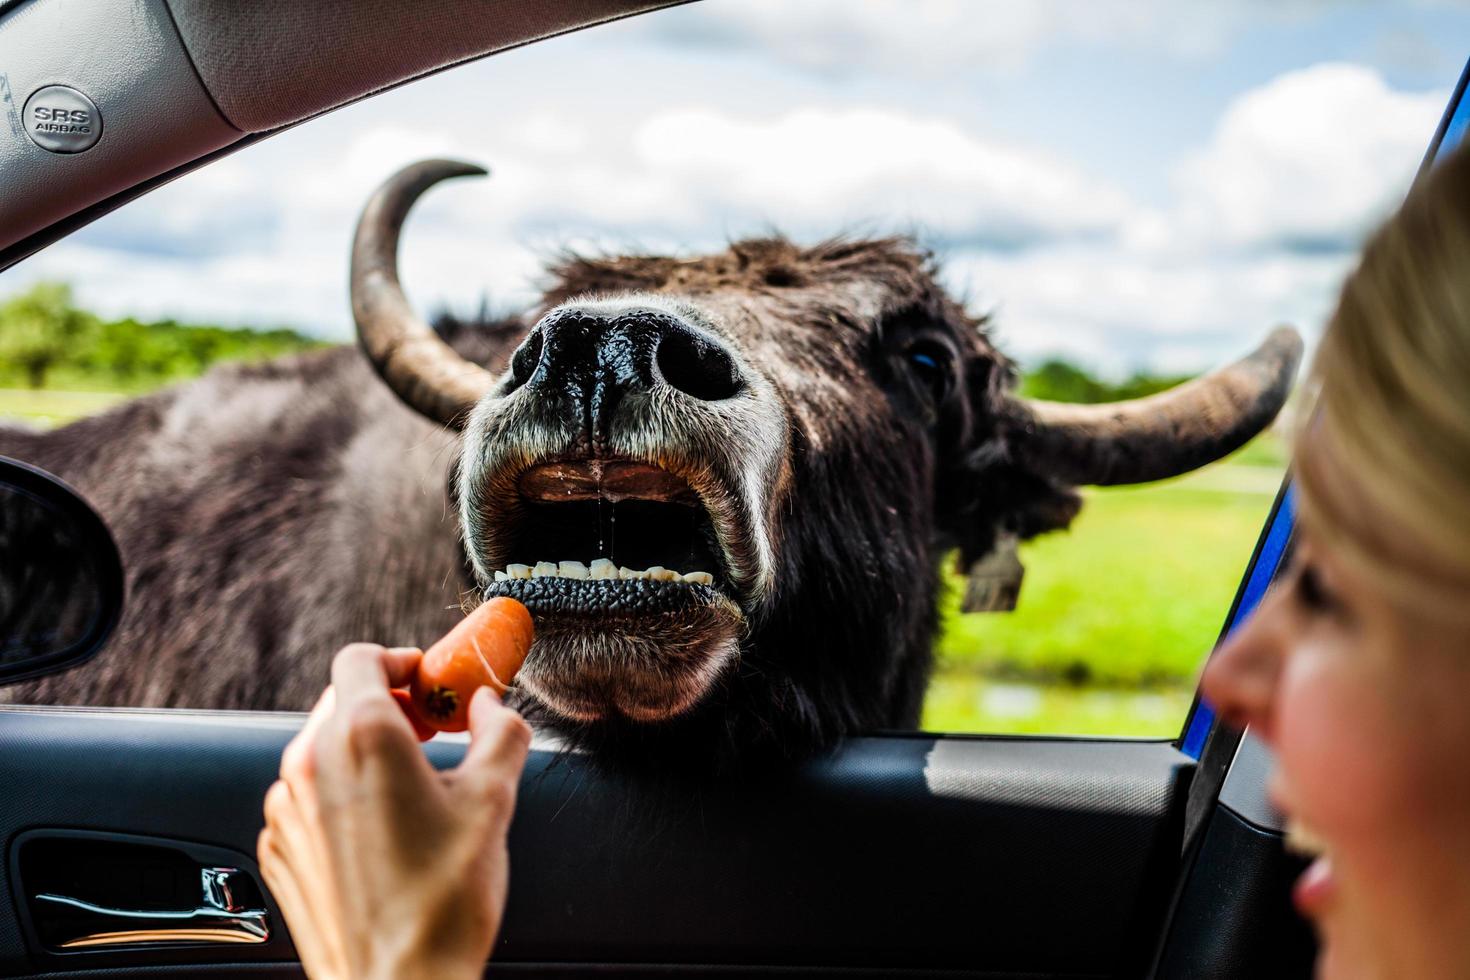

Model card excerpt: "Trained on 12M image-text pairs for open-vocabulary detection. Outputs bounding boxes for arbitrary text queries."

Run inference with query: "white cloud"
[15,243,341,333]
[955,62,1446,373]
[7,98,1133,336]
[947,245,1352,376]
[1172,63,1446,252]
[631,107,1132,247]
[639,0,1333,76]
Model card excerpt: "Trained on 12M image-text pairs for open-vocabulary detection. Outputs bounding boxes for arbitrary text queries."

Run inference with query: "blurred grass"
[920,677,1197,737]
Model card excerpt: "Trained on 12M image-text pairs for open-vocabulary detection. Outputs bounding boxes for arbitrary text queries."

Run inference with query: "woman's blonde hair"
[1296,140,1470,615]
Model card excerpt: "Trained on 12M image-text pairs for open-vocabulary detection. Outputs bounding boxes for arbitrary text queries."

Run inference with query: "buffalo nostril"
[655,328,743,401]
[504,329,544,393]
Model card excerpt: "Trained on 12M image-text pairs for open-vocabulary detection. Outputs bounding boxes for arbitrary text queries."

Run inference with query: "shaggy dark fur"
[1,237,1083,767]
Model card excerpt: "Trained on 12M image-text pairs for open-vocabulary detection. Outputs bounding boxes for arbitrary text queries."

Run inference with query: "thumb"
[453,687,532,813]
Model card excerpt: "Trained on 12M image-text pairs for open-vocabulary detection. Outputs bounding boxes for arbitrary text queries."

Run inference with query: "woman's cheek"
[1273,642,1399,840]
[1275,631,1453,934]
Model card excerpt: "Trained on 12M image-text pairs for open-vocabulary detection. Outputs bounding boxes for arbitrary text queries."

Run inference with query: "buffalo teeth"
[498,560,716,585]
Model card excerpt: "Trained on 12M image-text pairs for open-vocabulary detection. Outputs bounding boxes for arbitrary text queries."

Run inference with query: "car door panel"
[0,707,1192,978]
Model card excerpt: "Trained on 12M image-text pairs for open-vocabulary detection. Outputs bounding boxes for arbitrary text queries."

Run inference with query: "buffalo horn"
[1008,325,1304,486]
[350,159,495,429]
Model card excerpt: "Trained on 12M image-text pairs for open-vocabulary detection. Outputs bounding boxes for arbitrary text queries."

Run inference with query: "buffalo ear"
[936,448,1082,615]
[935,350,1084,571]
[942,456,1082,569]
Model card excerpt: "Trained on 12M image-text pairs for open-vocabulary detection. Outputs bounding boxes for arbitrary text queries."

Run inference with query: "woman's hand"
[258,643,532,980]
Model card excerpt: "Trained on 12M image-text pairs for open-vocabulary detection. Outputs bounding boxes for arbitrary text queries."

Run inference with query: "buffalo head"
[349,159,1301,764]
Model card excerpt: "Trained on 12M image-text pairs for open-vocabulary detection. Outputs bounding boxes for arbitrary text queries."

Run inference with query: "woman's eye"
[1298,564,1326,607]
[1294,562,1341,615]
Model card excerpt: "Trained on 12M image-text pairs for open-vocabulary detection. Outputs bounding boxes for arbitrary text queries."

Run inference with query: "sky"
[2,0,1467,375]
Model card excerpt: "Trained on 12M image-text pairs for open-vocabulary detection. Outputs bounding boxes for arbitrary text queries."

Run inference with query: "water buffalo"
[1,160,1301,766]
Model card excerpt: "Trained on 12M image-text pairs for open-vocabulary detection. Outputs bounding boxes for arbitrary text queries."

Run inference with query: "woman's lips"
[1284,815,1336,919]
[1294,853,1337,918]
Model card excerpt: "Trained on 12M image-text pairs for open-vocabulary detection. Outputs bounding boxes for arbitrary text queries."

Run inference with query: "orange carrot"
[407,596,534,733]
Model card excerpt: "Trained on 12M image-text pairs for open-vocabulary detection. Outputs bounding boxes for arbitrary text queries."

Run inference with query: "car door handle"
[33,867,270,948]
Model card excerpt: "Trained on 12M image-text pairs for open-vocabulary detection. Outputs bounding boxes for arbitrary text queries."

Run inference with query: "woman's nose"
[1199,589,1289,742]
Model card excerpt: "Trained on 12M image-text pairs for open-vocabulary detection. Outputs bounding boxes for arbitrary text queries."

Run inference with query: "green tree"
[91,317,150,382]
[1019,358,1110,403]
[1112,370,1192,401]
[0,283,98,388]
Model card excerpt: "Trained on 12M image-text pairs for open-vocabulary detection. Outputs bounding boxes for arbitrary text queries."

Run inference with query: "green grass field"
[3,386,1286,739]
[922,440,1285,737]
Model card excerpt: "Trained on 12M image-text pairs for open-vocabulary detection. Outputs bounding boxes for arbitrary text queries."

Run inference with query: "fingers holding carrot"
[261,614,534,980]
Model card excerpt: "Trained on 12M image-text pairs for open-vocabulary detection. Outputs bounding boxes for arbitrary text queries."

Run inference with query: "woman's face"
[1200,493,1470,978]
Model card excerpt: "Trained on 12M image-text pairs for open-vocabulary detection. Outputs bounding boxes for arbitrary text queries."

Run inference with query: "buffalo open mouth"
[484,459,734,605]
[478,458,746,722]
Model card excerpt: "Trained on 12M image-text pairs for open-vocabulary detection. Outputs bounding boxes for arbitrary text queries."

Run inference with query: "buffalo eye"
[903,339,956,406]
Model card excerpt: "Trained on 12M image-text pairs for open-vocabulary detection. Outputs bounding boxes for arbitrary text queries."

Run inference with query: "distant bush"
[0,284,97,389]
[0,282,325,391]
[1017,357,1192,404]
